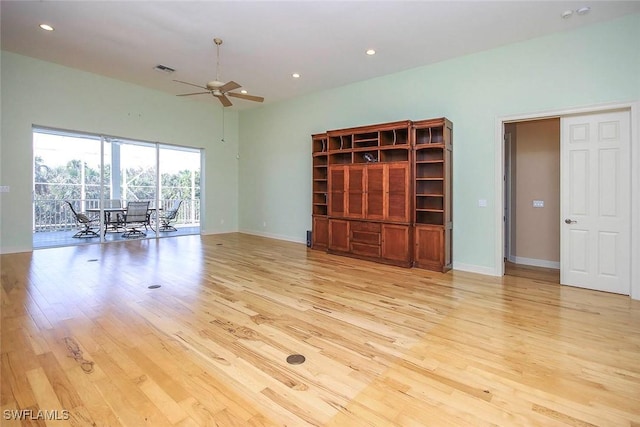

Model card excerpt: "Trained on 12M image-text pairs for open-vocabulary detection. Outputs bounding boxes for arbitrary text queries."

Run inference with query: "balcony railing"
[33,198,200,232]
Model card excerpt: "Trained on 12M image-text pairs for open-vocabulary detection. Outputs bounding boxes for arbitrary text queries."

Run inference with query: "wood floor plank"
[25,367,72,427]
[1,233,639,426]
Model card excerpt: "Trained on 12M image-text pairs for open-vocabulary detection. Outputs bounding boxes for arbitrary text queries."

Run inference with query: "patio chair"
[159,200,182,232]
[122,201,150,238]
[103,199,125,234]
[65,201,100,238]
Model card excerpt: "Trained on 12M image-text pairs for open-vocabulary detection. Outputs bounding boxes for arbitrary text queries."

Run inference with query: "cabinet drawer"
[351,242,381,258]
[351,230,380,245]
[350,221,381,232]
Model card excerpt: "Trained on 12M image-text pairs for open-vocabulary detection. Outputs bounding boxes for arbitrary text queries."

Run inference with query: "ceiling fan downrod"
[214,38,223,83]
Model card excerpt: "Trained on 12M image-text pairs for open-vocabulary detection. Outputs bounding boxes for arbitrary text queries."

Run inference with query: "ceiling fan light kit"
[174,37,264,107]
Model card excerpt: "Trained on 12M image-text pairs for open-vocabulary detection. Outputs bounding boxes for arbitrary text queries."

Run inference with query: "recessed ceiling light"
[292,73,300,78]
[366,49,376,56]
[240,90,247,94]
[576,6,591,15]
[561,9,573,19]
[39,24,54,31]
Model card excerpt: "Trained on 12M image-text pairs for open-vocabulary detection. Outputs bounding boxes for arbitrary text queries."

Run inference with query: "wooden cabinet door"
[346,165,365,218]
[366,164,385,220]
[312,216,328,249]
[329,166,346,217]
[382,224,410,264]
[386,164,410,222]
[328,219,349,252]
[415,225,444,271]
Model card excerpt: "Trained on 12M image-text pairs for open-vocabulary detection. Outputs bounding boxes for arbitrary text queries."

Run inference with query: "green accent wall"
[238,14,639,272]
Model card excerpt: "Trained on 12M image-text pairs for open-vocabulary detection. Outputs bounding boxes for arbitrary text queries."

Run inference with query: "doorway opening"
[504,118,561,283]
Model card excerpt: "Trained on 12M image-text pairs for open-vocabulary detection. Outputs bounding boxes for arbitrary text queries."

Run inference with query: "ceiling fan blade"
[215,94,233,107]
[227,92,264,103]
[177,91,211,97]
[219,81,241,93]
[173,79,207,90]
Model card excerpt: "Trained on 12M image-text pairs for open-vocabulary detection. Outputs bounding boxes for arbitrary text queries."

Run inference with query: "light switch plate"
[533,200,544,208]
[0,186,9,193]
[478,199,487,208]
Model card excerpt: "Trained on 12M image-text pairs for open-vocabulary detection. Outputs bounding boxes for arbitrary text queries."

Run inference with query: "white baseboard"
[0,246,32,254]
[239,229,306,245]
[512,256,560,269]
[201,229,235,236]
[452,262,500,277]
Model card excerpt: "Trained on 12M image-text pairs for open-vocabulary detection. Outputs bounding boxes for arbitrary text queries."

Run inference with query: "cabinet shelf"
[353,138,379,148]
[312,133,331,248]
[415,149,444,163]
[380,145,409,150]
[329,153,353,164]
[313,168,328,179]
[327,146,410,164]
[415,126,445,145]
[353,132,378,141]
[381,128,409,146]
[412,118,452,271]
[351,147,380,153]
[312,136,328,154]
[416,143,445,148]
[313,207,328,216]
[416,211,444,225]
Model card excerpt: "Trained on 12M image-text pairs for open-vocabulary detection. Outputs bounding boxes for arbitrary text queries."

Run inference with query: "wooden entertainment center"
[311,118,452,272]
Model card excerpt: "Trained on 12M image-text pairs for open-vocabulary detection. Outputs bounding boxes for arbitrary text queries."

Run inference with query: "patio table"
[86,206,162,234]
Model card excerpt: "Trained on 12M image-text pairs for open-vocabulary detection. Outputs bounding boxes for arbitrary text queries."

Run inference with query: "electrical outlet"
[0,186,9,193]
[478,199,487,208]
[533,200,544,208]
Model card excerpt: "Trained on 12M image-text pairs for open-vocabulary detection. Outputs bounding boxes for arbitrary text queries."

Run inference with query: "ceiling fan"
[174,38,264,107]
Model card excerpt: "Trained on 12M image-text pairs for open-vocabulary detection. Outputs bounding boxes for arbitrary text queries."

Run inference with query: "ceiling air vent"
[154,64,175,73]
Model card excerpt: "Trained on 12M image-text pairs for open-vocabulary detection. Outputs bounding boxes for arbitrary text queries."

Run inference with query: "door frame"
[503,131,513,263]
[494,101,639,299]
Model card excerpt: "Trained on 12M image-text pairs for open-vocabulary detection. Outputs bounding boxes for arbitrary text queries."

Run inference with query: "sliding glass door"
[33,128,202,248]
[116,139,158,239]
[33,130,102,246]
[159,145,201,234]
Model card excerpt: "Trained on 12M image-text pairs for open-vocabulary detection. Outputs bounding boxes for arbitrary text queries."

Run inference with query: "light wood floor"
[1,233,639,426]
[505,261,561,283]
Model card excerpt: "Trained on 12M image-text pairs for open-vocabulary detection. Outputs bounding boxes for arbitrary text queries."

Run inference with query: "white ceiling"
[2,1,639,110]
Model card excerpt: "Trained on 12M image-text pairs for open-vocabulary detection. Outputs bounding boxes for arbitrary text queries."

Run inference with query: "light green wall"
[0,51,239,253]
[238,14,640,271]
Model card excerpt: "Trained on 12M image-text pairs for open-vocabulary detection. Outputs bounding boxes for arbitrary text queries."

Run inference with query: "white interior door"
[561,110,630,294]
